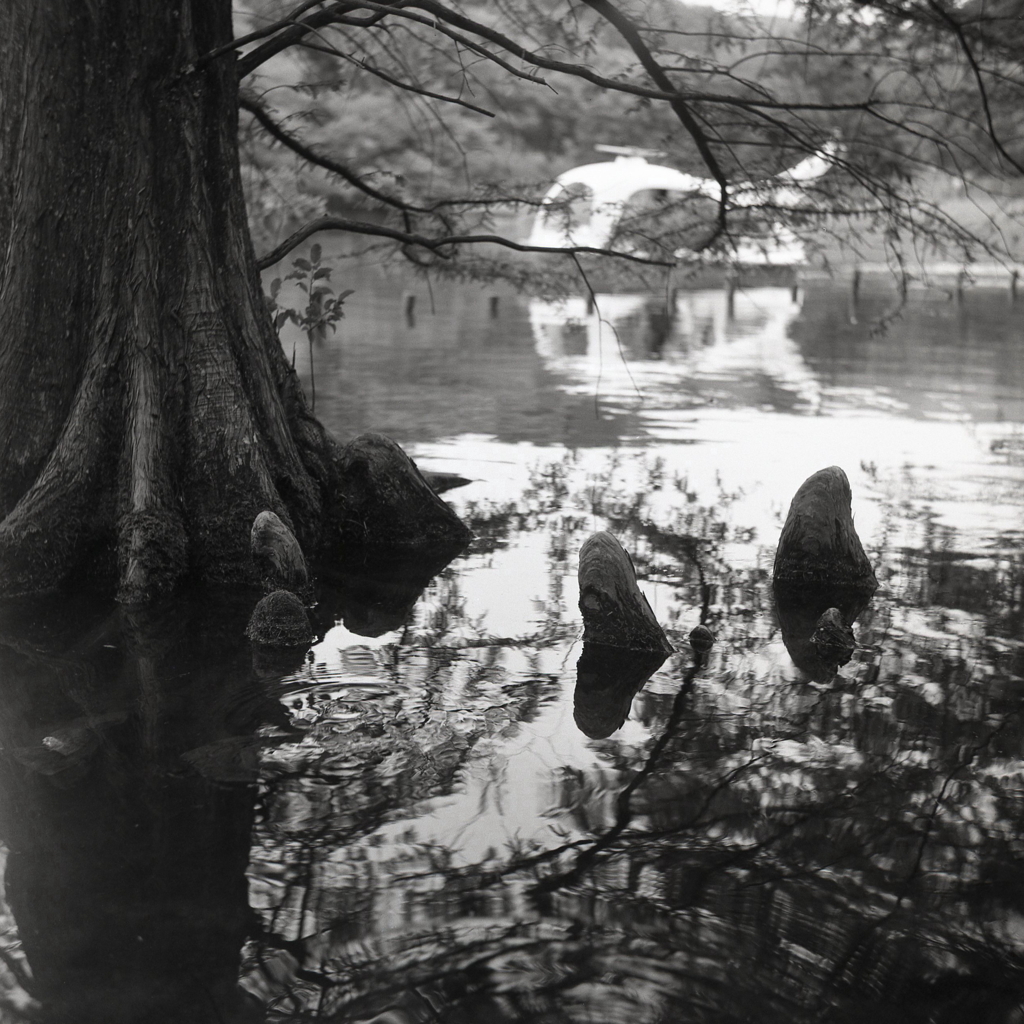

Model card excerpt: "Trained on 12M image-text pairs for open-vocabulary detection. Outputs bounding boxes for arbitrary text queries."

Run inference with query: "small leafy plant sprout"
[267,243,353,411]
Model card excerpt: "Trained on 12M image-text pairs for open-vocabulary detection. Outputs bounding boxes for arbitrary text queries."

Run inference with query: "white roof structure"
[528,143,838,264]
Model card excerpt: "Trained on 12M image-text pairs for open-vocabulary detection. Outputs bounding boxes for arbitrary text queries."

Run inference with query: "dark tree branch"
[347,1,553,87]
[293,18,497,117]
[255,216,676,270]
[235,0,549,87]
[923,0,1024,176]
[580,0,729,191]
[237,1,395,78]
[401,0,873,112]
[239,93,435,216]
[195,0,335,67]
[239,0,876,114]
[311,45,496,117]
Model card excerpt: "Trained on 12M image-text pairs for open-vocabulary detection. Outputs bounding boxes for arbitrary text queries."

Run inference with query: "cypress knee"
[774,466,877,590]
[327,434,472,559]
[577,532,672,653]
[251,511,309,595]
[245,590,313,647]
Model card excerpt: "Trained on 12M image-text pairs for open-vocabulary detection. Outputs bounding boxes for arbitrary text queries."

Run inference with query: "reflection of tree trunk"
[643,295,676,357]
[0,594,277,1023]
[4,772,259,1023]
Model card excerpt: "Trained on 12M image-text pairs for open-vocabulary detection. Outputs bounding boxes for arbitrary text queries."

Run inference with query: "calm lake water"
[2,269,1024,1022]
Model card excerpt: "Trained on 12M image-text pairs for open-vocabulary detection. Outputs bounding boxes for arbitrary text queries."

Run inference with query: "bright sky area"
[684,0,802,23]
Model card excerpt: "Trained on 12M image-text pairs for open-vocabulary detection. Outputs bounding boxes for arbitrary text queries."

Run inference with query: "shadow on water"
[574,643,669,738]
[0,590,269,1023]
[774,582,874,682]
[315,548,466,639]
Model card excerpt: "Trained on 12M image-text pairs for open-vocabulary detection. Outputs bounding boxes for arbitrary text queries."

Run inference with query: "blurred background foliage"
[236,0,1024,278]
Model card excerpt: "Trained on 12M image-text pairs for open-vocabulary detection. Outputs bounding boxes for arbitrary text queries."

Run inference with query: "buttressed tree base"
[3,0,1018,606]
[0,2,467,605]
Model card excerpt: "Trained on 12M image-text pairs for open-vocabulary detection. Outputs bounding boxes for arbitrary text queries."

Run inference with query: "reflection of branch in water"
[533,549,718,891]
[814,714,1013,1005]
[534,650,705,895]
[237,549,1024,1021]
[428,625,580,651]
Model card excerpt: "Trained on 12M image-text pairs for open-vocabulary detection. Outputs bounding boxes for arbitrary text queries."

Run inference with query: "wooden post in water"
[725,270,738,319]
[955,270,965,305]
[1010,270,1019,305]
[851,267,861,304]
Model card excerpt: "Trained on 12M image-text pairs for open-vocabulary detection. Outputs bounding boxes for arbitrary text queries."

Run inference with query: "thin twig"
[239,93,434,216]
[923,0,1024,175]
[325,48,496,117]
[194,0,337,67]
[237,1,397,78]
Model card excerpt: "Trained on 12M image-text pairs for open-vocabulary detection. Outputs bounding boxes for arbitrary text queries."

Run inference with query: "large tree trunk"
[0,2,457,604]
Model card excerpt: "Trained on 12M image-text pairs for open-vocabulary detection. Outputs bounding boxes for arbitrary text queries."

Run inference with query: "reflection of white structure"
[685,288,821,410]
[528,287,820,412]
[528,143,837,265]
[530,294,650,362]
[529,290,738,363]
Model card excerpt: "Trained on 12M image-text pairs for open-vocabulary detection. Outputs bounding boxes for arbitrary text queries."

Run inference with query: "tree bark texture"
[0,2,466,603]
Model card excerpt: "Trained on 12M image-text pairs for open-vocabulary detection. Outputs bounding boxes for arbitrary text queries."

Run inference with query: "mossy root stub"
[245,590,313,647]
[578,532,673,653]
[328,433,472,558]
[688,624,715,654]
[773,466,877,590]
[251,510,309,595]
[810,607,856,669]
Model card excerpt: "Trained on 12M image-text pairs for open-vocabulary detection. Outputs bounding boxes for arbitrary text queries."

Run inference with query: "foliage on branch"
[233,0,1024,282]
[266,242,354,410]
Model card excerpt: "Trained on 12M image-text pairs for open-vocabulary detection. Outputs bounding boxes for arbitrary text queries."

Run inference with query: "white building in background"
[528,142,838,266]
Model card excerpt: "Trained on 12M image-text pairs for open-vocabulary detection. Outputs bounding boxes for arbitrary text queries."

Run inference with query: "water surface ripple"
[1,280,1023,1022]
